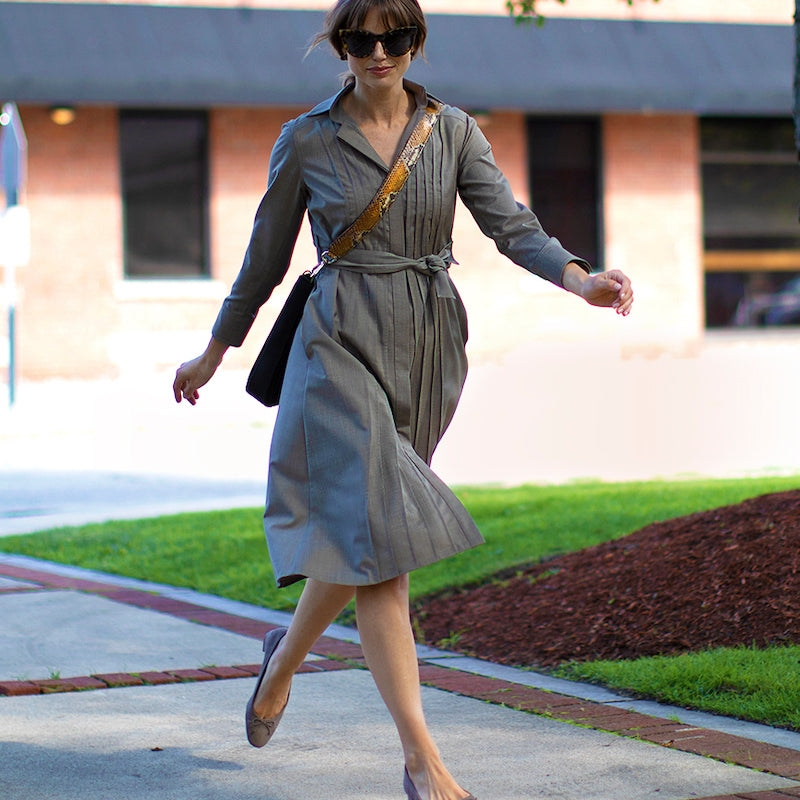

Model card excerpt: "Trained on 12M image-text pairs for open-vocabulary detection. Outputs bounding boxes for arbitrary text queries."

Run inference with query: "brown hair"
[309,0,427,62]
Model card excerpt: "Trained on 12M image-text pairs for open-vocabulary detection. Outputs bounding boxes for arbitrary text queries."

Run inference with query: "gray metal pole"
[7,300,14,406]
[1,103,27,407]
[2,237,16,408]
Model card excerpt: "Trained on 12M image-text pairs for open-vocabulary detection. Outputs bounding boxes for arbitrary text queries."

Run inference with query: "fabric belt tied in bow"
[324,246,456,300]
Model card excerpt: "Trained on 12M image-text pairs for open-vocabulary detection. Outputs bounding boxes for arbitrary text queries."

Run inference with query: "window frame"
[119,108,211,281]
[701,116,800,330]
[525,115,604,272]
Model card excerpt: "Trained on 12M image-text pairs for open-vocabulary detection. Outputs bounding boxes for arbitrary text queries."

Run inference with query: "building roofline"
[0,2,792,114]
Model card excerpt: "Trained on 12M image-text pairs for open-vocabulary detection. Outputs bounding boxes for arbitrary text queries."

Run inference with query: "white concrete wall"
[433,332,800,484]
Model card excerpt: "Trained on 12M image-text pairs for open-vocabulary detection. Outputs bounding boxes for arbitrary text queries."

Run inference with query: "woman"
[173,1,633,798]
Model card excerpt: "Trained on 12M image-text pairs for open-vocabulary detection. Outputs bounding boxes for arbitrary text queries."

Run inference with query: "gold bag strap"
[315,98,443,270]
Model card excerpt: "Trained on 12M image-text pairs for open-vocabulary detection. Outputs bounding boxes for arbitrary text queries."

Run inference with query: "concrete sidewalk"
[2,374,800,798]
[2,554,800,800]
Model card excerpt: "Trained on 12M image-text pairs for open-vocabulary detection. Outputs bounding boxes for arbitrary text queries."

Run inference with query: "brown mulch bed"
[412,490,800,667]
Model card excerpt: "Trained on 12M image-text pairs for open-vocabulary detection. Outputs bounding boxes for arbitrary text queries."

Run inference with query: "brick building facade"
[1,0,799,483]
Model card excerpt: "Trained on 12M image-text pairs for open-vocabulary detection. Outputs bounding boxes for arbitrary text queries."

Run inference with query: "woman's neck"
[347,81,413,127]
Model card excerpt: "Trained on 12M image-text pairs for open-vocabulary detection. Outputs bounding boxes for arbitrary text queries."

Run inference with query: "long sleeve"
[455,114,590,286]
[212,121,308,347]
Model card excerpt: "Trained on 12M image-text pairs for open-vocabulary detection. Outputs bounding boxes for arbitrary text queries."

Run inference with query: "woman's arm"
[212,122,307,348]
[172,336,229,405]
[562,262,634,316]
[172,121,307,406]
[455,113,633,316]
[455,112,588,286]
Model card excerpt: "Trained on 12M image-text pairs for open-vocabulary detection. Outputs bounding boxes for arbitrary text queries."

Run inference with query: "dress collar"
[307,79,429,119]
[317,80,431,170]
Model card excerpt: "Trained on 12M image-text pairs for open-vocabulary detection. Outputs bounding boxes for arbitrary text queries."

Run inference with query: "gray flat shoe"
[245,627,289,747]
[403,767,477,800]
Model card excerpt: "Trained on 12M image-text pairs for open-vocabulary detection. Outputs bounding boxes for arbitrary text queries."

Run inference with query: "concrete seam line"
[0,658,359,698]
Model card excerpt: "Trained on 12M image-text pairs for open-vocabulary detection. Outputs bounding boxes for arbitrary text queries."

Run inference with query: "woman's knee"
[356,573,410,605]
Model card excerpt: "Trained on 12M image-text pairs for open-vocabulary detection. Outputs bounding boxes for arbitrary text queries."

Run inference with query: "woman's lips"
[368,66,393,76]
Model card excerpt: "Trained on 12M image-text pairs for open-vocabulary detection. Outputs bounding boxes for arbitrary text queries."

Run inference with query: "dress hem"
[272,534,485,589]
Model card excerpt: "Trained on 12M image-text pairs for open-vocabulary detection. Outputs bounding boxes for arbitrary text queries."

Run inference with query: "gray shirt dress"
[212,80,589,588]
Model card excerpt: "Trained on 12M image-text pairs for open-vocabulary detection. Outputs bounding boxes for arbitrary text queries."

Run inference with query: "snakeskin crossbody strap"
[314,98,443,271]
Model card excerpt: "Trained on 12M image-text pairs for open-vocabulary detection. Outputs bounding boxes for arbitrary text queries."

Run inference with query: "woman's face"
[345,7,413,94]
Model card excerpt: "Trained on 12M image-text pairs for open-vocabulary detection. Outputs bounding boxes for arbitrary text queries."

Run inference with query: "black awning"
[0,2,792,114]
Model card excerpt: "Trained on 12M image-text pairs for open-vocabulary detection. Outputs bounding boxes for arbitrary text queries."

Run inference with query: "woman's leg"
[253,578,354,719]
[356,575,471,800]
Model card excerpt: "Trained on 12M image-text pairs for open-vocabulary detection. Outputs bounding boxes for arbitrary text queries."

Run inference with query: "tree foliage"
[507,0,800,204]
[506,0,658,27]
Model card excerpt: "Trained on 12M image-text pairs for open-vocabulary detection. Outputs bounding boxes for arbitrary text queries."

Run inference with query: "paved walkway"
[2,553,800,800]
[2,375,800,797]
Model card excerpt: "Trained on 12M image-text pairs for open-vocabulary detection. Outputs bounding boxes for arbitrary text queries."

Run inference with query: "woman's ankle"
[404,754,431,774]
[403,738,441,767]
[404,756,469,800]
[266,639,299,685]
[254,643,293,715]
[254,672,291,717]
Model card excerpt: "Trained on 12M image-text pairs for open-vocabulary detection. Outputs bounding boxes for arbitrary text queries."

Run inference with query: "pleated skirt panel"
[263,253,484,588]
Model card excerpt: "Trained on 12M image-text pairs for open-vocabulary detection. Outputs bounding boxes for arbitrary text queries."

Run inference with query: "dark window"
[702,117,800,329]
[120,110,209,278]
[527,118,602,270]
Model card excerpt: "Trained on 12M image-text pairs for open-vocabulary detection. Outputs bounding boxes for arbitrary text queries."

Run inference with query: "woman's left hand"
[581,269,634,316]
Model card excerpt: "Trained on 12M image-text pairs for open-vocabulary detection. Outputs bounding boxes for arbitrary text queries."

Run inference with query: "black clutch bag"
[246,271,316,407]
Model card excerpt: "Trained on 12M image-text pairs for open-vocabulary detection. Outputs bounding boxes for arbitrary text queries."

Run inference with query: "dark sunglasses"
[339,26,417,59]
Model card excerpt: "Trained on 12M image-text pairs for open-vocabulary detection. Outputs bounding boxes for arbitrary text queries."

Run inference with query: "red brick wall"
[10,103,702,379]
[603,113,703,347]
[481,112,530,203]
[19,106,122,379]
[13,105,311,379]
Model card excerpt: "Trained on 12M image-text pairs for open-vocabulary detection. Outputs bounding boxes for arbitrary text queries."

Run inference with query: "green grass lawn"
[555,645,800,731]
[2,475,797,608]
[1,474,798,728]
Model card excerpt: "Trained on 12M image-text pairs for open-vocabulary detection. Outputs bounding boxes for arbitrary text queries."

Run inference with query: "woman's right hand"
[172,338,228,405]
